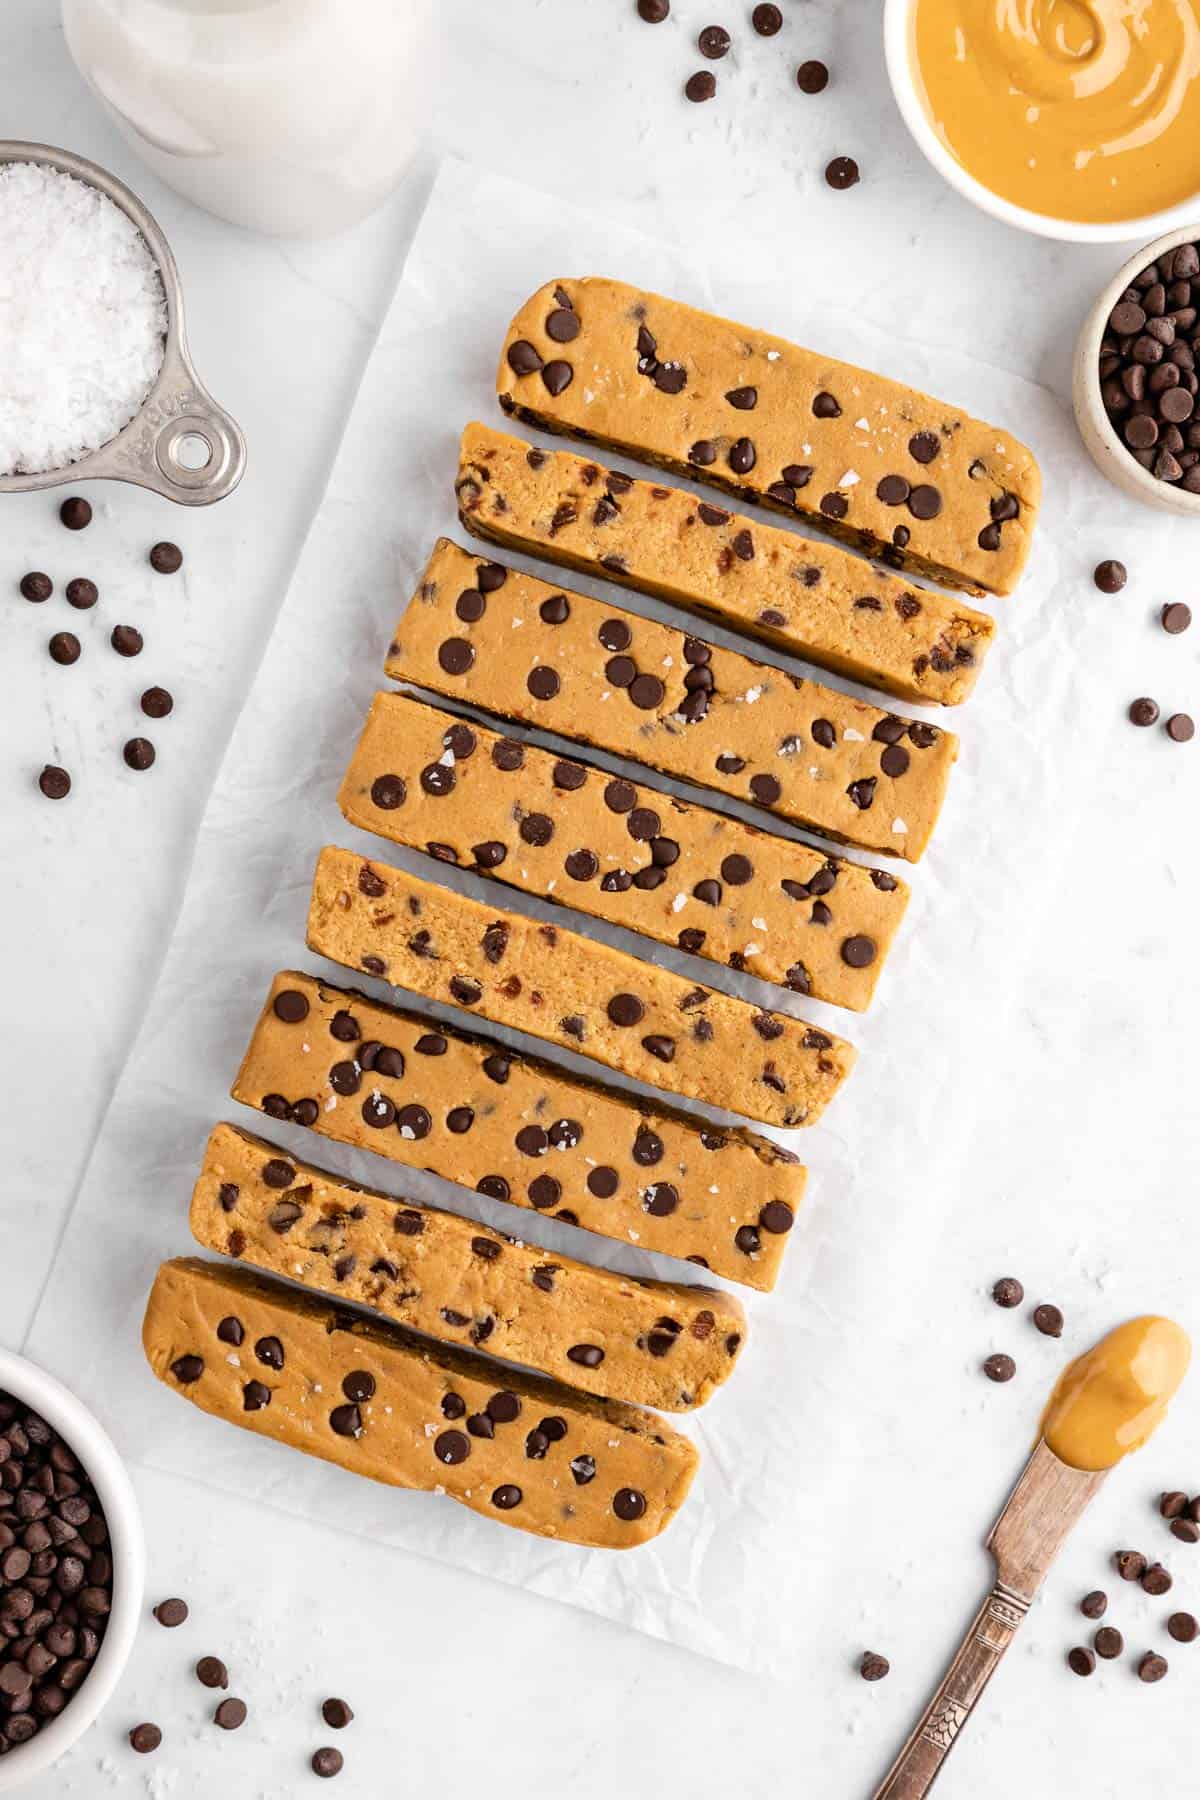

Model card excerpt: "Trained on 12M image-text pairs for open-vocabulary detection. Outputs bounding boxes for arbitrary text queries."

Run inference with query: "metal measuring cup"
[0,140,246,505]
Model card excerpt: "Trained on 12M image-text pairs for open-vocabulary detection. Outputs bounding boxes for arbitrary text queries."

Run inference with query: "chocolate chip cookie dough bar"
[307,849,856,1129]
[340,692,910,1012]
[191,1123,746,1412]
[232,973,806,1290]
[145,1257,699,1549]
[386,539,957,863]
[496,277,1040,598]
[456,423,994,706]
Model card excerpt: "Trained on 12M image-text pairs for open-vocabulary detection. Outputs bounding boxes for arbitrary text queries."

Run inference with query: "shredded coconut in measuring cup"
[0,162,167,476]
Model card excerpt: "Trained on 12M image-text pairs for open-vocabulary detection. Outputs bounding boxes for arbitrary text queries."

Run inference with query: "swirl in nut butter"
[1041,1316,1190,1471]
[913,1,1200,222]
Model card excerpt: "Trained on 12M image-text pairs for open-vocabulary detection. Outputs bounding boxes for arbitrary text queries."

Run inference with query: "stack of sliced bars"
[144,278,1041,1550]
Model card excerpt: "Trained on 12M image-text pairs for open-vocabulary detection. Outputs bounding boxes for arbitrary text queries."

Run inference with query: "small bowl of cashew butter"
[885,0,1200,243]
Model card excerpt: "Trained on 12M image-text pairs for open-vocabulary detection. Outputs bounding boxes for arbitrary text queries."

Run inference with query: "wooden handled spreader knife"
[873,1316,1191,1800]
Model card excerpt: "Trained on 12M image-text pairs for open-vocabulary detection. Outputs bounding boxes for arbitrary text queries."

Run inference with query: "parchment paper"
[23,158,1189,1679]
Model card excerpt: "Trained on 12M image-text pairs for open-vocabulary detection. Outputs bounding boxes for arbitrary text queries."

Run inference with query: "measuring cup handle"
[91,335,247,506]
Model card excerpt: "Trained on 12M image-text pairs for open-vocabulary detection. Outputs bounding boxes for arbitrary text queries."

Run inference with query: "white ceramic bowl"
[0,1351,144,1790]
[1073,225,1200,515]
[883,0,1200,244]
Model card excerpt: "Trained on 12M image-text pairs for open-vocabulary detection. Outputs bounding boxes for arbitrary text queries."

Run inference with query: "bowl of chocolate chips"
[0,1351,143,1787]
[1074,225,1200,514]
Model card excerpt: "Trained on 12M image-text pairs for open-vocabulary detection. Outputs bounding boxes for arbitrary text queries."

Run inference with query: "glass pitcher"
[62,0,434,237]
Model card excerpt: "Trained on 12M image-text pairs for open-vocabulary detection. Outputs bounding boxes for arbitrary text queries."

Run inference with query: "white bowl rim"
[883,0,1200,245]
[1075,221,1200,514]
[0,1349,145,1791]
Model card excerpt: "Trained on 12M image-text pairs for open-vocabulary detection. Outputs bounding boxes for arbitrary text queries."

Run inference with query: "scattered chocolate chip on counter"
[1166,712,1194,742]
[685,69,717,101]
[1161,1491,1188,1519]
[48,632,80,667]
[1100,243,1200,492]
[59,496,92,531]
[65,578,97,610]
[1033,1303,1064,1338]
[992,1276,1024,1308]
[1168,1611,1198,1643]
[0,1387,113,1755]
[1080,1590,1108,1619]
[123,737,156,772]
[1143,1555,1175,1588]
[196,1655,229,1690]
[129,1722,162,1754]
[37,764,70,800]
[312,1746,344,1778]
[825,156,859,191]
[1129,696,1160,727]
[1115,1550,1147,1582]
[859,1652,890,1682]
[752,3,783,33]
[140,686,174,720]
[698,24,730,57]
[153,1597,188,1628]
[1067,1646,1096,1677]
[637,0,669,18]
[149,541,183,574]
[1170,1516,1200,1545]
[796,59,829,92]
[1093,559,1127,593]
[19,571,51,603]
[1161,601,1192,634]
[983,1353,1016,1383]
[1137,1651,1169,1683]
[214,1697,247,1731]
[321,1697,354,1730]
[110,624,143,658]
[1093,1626,1123,1659]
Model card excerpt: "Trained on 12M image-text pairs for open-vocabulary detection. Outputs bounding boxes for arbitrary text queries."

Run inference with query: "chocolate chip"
[613,1488,647,1522]
[643,1182,679,1216]
[598,618,632,653]
[149,541,183,574]
[698,24,730,56]
[752,1,782,30]
[1094,559,1126,593]
[1094,1626,1123,1660]
[545,309,579,344]
[154,1597,189,1628]
[1138,1652,1168,1683]
[130,1723,162,1753]
[196,1656,229,1690]
[796,59,829,92]
[1171,1517,1200,1544]
[685,69,717,101]
[629,673,665,709]
[110,624,142,657]
[992,1277,1024,1308]
[539,593,570,624]
[824,157,859,191]
[437,637,474,675]
[860,1652,890,1682]
[312,1747,344,1778]
[607,992,644,1026]
[1167,712,1195,741]
[729,437,756,474]
[322,1697,354,1729]
[726,385,757,411]
[38,764,70,800]
[1168,1611,1198,1642]
[982,1353,1015,1383]
[19,571,52,601]
[527,665,560,700]
[1142,1561,1173,1596]
[1080,1590,1107,1619]
[1067,1647,1095,1677]
[1161,602,1192,634]
[455,588,485,623]
[1115,1550,1146,1581]
[59,497,91,531]
[507,340,542,376]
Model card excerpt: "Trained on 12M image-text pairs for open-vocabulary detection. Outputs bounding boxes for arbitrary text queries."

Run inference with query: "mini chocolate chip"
[1094,559,1127,593]
[1080,1591,1107,1620]
[1067,1647,1095,1677]
[824,157,859,191]
[860,1653,890,1682]
[982,1353,1015,1383]
[685,70,717,101]
[992,1277,1024,1308]
[149,541,183,574]
[1033,1303,1063,1337]
[60,497,92,530]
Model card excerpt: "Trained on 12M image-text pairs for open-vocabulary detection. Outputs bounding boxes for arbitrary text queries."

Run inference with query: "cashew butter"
[912,1,1200,223]
[1041,1315,1191,1471]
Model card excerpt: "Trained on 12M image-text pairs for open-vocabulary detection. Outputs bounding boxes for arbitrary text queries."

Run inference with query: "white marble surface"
[2,3,1199,1795]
